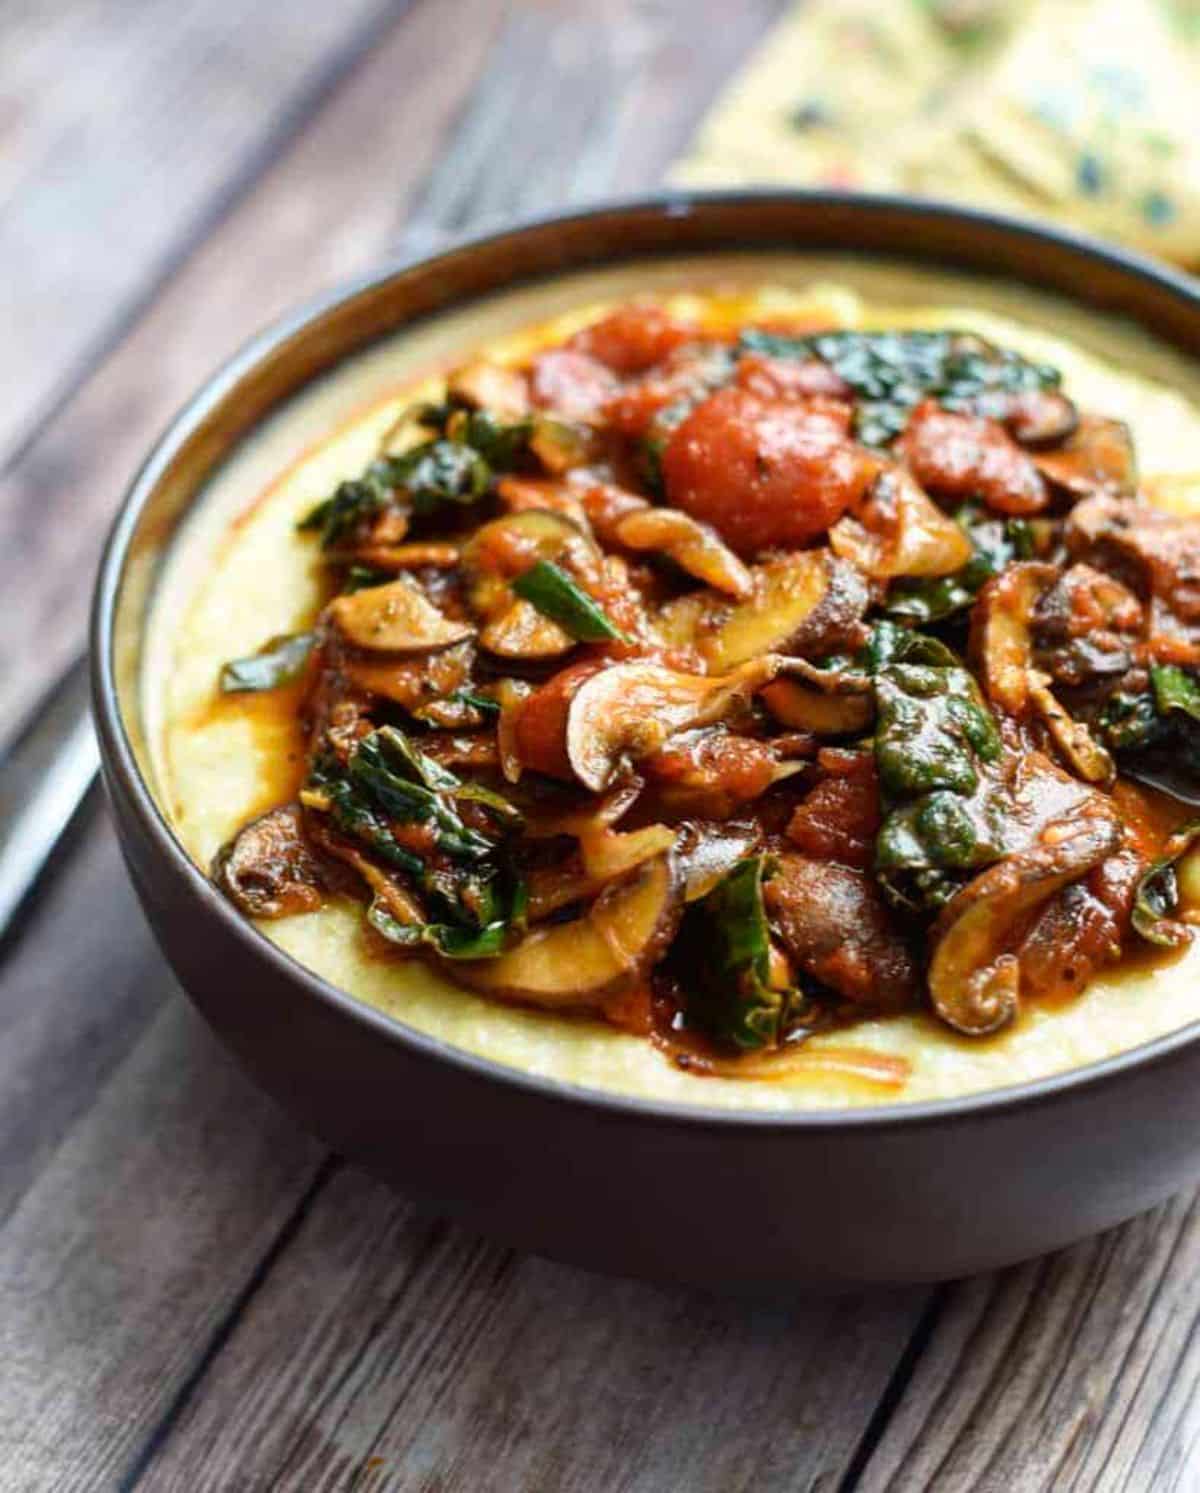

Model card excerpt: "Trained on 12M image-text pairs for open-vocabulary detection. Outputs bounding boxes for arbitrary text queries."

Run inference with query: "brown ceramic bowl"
[92,193,1200,1287]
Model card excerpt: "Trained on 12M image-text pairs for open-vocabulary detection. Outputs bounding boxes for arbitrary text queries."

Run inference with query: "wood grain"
[0,0,503,749]
[856,1196,1200,1493]
[132,1165,928,1492]
[0,0,399,465]
[0,998,326,1493]
[0,796,161,1228]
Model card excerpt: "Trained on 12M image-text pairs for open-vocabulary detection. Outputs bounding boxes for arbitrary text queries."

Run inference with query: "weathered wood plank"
[0,0,504,748]
[0,998,327,1493]
[0,797,164,1228]
[0,0,398,464]
[856,1196,1200,1492]
[133,1164,929,1492]
[408,0,785,232]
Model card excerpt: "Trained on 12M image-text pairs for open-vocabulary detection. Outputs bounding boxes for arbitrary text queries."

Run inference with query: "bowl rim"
[92,186,1200,1134]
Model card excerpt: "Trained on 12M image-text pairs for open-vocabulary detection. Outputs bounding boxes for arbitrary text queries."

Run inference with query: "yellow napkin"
[675,0,1200,266]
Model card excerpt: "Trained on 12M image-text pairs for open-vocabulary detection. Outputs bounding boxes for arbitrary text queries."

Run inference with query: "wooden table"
[2,2,1198,1487]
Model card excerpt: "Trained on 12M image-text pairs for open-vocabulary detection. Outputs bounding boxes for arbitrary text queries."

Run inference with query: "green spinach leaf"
[1133,819,1200,947]
[512,560,628,643]
[677,856,793,1050]
[871,629,1008,913]
[219,632,314,693]
[737,328,1061,448]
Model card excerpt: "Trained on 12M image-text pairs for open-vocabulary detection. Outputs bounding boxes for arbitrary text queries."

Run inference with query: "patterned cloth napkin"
[675,0,1200,267]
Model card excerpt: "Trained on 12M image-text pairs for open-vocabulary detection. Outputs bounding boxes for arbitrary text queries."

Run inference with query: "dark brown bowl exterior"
[92,193,1200,1287]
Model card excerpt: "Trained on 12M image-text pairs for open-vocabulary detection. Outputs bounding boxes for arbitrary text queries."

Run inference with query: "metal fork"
[0,657,99,944]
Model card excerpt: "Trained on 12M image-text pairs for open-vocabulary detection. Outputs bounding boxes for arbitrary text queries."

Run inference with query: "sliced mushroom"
[455,853,681,1008]
[496,476,589,528]
[1034,416,1136,499]
[760,677,874,736]
[495,677,533,784]
[970,561,1059,716]
[345,542,461,571]
[341,639,474,709]
[928,812,1121,1036]
[578,822,677,880]
[1027,669,1115,785]
[564,656,782,791]
[765,854,920,1012]
[676,821,762,902]
[329,577,474,653]
[212,803,329,919]
[446,358,530,420]
[479,598,575,660]
[829,468,973,580]
[613,507,753,598]
[971,562,1115,781]
[460,508,602,661]
[703,551,869,672]
[1003,389,1079,448]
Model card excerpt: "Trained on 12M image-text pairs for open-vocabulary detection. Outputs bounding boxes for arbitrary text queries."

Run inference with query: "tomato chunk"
[786,749,880,870]
[898,400,1048,515]
[734,353,851,403]
[529,349,618,421]
[570,304,692,374]
[661,388,877,554]
[514,660,606,780]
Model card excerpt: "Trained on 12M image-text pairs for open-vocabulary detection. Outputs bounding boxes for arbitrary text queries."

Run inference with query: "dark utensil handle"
[0,655,99,943]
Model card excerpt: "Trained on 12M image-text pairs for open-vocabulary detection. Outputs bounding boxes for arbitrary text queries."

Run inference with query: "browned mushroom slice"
[479,598,575,660]
[329,577,475,653]
[829,468,973,580]
[212,803,329,918]
[455,854,681,1008]
[761,654,874,736]
[702,551,870,671]
[1026,670,1115,785]
[1034,416,1136,499]
[564,656,782,791]
[345,542,461,572]
[971,561,1059,716]
[971,562,1116,781]
[928,812,1121,1036]
[613,507,753,598]
[676,821,762,902]
[341,640,474,710]
[764,853,919,1013]
[496,476,589,528]
[446,358,531,419]
[461,508,602,658]
[1003,390,1079,448]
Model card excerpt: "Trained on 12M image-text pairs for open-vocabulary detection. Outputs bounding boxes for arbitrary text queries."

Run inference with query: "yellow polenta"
[146,253,1200,1111]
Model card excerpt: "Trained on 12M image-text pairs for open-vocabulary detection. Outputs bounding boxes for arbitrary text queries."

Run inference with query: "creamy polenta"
[147,253,1200,1111]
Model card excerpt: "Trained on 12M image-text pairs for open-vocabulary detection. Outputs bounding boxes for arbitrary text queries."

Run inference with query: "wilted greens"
[677,856,795,1050]
[738,327,1062,447]
[219,632,314,694]
[871,630,1008,914]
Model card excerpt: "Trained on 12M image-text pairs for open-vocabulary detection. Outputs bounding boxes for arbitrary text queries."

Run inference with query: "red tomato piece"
[661,388,877,554]
[734,352,851,403]
[514,660,606,780]
[786,750,880,870]
[528,349,618,421]
[569,304,692,374]
[898,399,1049,515]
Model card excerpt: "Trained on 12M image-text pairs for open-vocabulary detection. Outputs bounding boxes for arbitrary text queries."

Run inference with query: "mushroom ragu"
[203,290,1200,1083]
